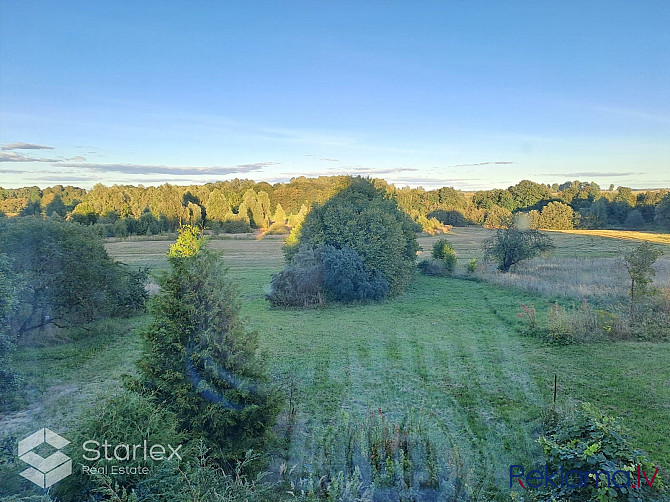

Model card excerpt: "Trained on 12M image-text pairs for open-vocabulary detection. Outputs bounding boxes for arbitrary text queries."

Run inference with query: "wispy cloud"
[389,176,480,185]
[236,162,279,169]
[340,166,419,175]
[0,168,29,173]
[448,161,514,168]
[590,106,670,125]
[545,171,640,177]
[0,151,60,162]
[55,161,278,176]
[277,166,419,178]
[32,175,96,183]
[2,142,54,150]
[305,155,340,162]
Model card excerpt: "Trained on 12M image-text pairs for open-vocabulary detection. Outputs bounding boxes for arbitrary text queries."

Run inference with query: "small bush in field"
[483,222,554,272]
[467,258,478,273]
[517,303,538,335]
[431,239,457,273]
[431,239,454,260]
[418,258,450,277]
[547,302,575,344]
[624,242,663,321]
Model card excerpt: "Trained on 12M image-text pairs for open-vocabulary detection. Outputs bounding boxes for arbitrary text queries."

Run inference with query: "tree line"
[2,177,670,236]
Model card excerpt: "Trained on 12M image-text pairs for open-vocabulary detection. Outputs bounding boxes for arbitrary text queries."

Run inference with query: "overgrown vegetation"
[3,228,670,501]
[537,403,664,501]
[267,244,389,306]
[623,242,663,324]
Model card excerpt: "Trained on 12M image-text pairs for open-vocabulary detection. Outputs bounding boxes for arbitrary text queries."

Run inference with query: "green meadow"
[4,229,669,499]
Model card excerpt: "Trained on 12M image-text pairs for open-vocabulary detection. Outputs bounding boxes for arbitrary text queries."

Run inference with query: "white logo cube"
[18,428,72,488]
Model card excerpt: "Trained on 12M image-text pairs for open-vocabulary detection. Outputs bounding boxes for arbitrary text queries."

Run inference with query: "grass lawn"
[3,230,668,500]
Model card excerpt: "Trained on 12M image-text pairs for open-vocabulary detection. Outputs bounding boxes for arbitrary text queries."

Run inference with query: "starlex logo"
[18,428,72,489]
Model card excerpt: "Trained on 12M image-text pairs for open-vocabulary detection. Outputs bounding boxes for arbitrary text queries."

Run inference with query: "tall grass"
[475,256,670,304]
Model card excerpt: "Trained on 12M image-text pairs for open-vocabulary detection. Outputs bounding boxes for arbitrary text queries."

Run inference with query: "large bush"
[0,218,147,341]
[283,177,420,295]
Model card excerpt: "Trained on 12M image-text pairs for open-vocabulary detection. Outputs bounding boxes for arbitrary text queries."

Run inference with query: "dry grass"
[417,227,670,304]
[476,256,670,304]
[548,229,670,245]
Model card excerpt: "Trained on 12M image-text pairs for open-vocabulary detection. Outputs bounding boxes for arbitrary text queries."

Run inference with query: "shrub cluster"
[418,239,459,277]
[537,403,664,502]
[267,244,389,306]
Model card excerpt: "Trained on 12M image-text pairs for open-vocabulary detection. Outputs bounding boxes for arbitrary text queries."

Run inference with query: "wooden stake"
[553,374,557,403]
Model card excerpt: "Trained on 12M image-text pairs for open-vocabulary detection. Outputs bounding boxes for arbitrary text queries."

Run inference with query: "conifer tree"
[132,226,281,465]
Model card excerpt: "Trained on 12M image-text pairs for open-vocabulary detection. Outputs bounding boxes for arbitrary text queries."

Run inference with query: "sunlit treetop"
[168,225,205,258]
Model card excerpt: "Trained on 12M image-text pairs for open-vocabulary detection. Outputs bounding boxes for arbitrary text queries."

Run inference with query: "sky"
[1,1,669,191]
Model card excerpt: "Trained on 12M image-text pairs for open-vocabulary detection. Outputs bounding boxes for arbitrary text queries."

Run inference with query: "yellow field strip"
[547,229,670,245]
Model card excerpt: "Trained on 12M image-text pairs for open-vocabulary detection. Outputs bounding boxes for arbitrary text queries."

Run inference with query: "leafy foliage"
[321,245,389,302]
[0,218,147,340]
[3,177,669,237]
[0,253,19,409]
[538,403,663,502]
[623,242,663,325]
[654,192,670,229]
[53,390,187,502]
[267,246,325,307]
[417,258,451,277]
[130,227,282,466]
[533,200,575,229]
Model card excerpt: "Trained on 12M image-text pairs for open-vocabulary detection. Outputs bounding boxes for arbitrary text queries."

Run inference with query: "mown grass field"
[4,229,670,499]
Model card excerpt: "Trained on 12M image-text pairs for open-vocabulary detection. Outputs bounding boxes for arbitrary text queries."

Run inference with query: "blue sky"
[1,1,669,190]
